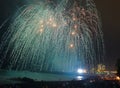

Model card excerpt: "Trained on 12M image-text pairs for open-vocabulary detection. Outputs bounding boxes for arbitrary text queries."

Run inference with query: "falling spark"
[0,0,104,72]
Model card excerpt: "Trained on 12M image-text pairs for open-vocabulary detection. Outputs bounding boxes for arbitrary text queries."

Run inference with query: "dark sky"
[95,0,120,69]
[0,0,120,70]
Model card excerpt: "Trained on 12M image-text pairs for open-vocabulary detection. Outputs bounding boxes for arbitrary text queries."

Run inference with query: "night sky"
[0,0,120,70]
[95,0,120,70]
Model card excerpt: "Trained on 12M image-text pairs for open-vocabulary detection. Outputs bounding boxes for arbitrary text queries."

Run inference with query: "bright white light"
[77,69,83,73]
[77,76,83,80]
[77,68,87,74]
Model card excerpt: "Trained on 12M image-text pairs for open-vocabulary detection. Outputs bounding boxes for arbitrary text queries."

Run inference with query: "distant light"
[116,76,120,80]
[77,68,87,74]
[77,76,83,80]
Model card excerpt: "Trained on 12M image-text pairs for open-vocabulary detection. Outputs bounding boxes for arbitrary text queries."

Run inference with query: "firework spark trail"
[0,0,104,72]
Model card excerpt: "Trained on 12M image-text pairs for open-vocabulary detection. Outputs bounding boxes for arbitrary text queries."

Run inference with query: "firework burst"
[0,0,104,72]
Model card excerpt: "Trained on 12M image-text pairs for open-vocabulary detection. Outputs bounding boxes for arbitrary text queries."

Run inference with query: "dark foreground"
[0,78,120,88]
[0,70,120,88]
